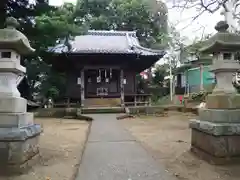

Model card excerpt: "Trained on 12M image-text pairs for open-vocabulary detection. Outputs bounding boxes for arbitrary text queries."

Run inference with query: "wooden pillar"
[134,95,137,106]
[149,96,152,106]
[80,69,85,107]
[120,69,124,107]
[67,98,70,108]
[200,64,204,91]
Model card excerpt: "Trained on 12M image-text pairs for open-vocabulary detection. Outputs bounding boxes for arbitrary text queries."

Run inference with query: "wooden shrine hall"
[47,30,165,107]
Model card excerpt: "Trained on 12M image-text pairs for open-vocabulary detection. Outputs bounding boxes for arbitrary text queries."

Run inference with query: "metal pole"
[169,63,173,102]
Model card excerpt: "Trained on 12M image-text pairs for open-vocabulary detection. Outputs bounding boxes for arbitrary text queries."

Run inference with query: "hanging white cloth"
[97,69,101,83]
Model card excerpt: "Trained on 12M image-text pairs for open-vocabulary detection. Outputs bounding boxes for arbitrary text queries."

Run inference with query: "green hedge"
[34,108,93,121]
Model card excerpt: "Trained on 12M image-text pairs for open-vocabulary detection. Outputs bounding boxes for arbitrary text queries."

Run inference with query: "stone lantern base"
[190,93,240,165]
[0,111,42,174]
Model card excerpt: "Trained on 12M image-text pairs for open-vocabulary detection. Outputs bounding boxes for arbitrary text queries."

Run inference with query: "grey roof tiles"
[49,30,164,56]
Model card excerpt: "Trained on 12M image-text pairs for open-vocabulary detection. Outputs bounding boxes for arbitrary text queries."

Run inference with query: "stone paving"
[76,114,176,180]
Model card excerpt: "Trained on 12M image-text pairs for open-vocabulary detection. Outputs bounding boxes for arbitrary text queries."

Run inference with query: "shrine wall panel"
[65,72,81,99]
[124,71,136,94]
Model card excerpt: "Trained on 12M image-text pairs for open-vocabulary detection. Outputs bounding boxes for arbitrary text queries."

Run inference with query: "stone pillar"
[0,17,41,174]
[120,69,124,107]
[80,69,85,107]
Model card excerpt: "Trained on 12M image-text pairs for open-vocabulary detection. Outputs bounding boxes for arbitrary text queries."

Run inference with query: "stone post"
[0,17,42,174]
[189,21,240,164]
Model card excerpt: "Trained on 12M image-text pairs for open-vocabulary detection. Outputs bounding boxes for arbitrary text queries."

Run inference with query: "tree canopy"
[75,0,168,48]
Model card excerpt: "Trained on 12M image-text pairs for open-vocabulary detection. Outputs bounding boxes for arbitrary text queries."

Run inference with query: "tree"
[75,0,168,48]
[26,3,85,100]
[152,64,168,86]
[0,1,85,100]
[162,25,187,75]
[169,0,240,31]
[0,0,52,28]
[35,3,85,51]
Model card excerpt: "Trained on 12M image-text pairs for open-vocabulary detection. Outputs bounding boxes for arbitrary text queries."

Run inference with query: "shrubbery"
[189,90,209,102]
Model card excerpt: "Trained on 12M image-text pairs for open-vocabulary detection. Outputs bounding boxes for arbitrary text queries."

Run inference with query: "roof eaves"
[134,45,165,56]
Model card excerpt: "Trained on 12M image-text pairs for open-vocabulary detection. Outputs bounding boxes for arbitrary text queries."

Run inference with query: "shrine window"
[1,51,11,58]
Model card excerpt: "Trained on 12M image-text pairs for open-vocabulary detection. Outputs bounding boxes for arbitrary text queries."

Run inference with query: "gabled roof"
[49,30,165,56]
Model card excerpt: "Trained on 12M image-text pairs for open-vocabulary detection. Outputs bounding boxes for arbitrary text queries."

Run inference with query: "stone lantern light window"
[1,51,11,58]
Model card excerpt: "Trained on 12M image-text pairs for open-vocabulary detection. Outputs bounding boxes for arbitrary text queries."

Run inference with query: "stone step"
[84,98,121,107]
[82,107,125,114]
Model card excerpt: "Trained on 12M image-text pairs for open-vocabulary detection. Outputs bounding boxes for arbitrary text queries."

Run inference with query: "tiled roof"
[49,30,165,56]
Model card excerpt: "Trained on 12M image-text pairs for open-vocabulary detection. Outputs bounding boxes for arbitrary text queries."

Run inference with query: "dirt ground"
[2,118,89,180]
[121,111,240,180]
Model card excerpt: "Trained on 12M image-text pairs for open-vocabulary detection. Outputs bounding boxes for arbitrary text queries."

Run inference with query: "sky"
[49,0,222,43]
[49,0,76,6]
[164,0,222,43]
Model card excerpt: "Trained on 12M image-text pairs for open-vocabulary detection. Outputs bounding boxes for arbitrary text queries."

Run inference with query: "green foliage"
[190,91,209,102]
[75,0,168,48]
[152,64,168,86]
[232,79,240,93]
[40,71,67,99]
[152,95,171,105]
[26,3,84,100]
[35,3,86,51]
[180,37,212,64]
[34,108,93,121]
[136,74,150,93]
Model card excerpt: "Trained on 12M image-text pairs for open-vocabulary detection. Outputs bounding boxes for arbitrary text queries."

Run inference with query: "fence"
[185,83,216,94]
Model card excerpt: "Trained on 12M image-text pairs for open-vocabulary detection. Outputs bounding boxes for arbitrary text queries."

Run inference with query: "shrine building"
[47,30,165,107]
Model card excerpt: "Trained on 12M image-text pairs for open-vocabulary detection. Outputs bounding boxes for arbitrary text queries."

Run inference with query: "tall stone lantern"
[189,21,240,164]
[0,17,41,173]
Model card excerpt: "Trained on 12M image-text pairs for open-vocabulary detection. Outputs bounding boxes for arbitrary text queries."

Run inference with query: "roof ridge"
[87,30,137,36]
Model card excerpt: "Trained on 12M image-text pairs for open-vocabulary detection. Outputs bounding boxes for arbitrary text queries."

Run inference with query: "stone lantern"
[0,17,41,173]
[189,21,240,164]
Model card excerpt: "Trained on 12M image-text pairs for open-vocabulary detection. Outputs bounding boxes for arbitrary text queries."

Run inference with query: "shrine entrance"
[84,68,120,98]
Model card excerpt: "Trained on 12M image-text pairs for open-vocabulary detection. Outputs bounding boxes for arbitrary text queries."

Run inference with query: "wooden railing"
[50,94,152,108]
[124,94,151,106]
[51,98,81,108]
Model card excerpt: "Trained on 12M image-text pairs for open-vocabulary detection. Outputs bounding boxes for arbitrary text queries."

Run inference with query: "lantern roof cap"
[200,21,240,53]
[0,17,35,54]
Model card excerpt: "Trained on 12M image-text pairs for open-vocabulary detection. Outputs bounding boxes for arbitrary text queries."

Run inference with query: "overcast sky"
[49,0,222,43]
